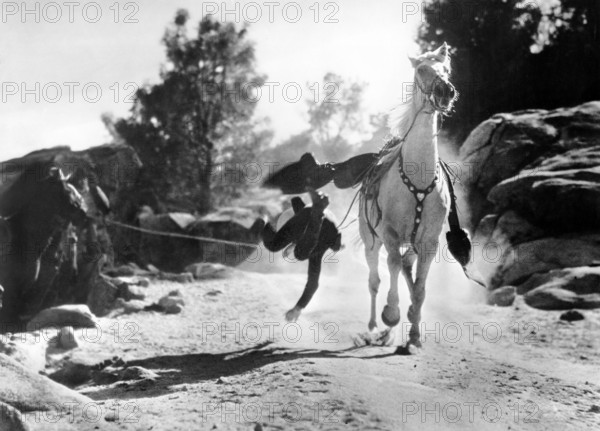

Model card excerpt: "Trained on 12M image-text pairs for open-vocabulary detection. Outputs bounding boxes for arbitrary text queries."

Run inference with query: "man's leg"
[285,248,326,322]
[262,208,311,252]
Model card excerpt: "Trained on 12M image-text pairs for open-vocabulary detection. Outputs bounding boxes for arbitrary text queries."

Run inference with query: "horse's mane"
[377,93,417,166]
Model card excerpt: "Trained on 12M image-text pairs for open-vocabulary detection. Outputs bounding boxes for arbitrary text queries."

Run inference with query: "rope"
[105,219,261,249]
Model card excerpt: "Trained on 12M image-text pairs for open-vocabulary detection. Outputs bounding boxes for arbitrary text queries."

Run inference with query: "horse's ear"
[408,55,420,68]
[433,42,450,63]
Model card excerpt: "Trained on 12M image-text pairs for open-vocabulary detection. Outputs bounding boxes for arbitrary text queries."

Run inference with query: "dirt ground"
[25,244,600,431]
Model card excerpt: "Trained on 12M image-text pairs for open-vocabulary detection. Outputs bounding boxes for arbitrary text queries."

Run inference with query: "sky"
[0,0,422,160]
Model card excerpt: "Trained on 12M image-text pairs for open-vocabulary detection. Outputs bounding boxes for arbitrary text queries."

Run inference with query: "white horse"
[359,43,458,352]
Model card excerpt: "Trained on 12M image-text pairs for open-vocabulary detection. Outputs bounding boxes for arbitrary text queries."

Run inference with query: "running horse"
[359,43,458,351]
[0,164,88,328]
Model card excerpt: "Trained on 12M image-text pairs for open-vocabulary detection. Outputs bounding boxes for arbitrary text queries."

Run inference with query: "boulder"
[0,401,29,431]
[488,147,600,231]
[490,235,600,288]
[86,275,119,317]
[560,310,585,322]
[0,353,92,412]
[523,267,600,310]
[157,292,185,314]
[117,284,147,301]
[0,332,48,373]
[460,101,600,228]
[26,305,98,332]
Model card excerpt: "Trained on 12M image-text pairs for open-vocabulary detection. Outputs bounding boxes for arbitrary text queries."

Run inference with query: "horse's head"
[409,42,457,113]
[41,167,88,227]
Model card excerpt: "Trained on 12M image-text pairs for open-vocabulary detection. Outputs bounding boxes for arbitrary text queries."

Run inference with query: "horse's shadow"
[86,342,401,401]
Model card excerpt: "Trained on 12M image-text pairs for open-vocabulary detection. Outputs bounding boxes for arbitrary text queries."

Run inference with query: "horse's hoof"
[285,306,302,322]
[394,342,421,355]
[368,320,378,332]
[409,338,423,349]
[381,305,400,327]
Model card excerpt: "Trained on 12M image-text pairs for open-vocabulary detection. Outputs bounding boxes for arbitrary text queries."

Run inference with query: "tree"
[211,117,273,207]
[417,0,542,140]
[115,10,265,213]
[262,73,369,166]
[417,0,599,141]
[307,73,368,161]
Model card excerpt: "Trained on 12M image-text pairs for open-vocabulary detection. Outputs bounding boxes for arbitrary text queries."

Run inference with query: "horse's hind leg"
[364,239,382,331]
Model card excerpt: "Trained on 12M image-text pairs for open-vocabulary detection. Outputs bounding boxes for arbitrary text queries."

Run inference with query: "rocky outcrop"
[0,353,92,412]
[461,101,600,309]
[523,267,600,310]
[133,206,264,272]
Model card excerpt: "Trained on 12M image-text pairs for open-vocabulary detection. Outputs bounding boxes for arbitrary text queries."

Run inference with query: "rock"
[159,272,194,283]
[488,147,600,231]
[49,361,92,387]
[0,353,92,412]
[460,102,600,226]
[110,276,151,288]
[493,211,545,246]
[0,332,48,373]
[120,366,158,381]
[487,286,517,307]
[26,305,98,331]
[112,298,147,314]
[491,235,600,288]
[185,262,232,279]
[472,211,546,286]
[57,327,78,350]
[117,284,147,301]
[560,310,585,322]
[146,264,160,274]
[105,265,137,277]
[523,267,600,310]
[157,294,185,314]
[86,275,119,317]
[0,401,29,431]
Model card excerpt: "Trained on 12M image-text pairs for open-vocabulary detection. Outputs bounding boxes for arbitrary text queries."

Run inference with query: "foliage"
[417,0,600,141]
[263,73,369,165]
[211,118,273,207]
[114,10,265,213]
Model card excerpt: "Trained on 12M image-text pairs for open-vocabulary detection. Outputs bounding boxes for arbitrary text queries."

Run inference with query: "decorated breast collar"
[397,150,440,246]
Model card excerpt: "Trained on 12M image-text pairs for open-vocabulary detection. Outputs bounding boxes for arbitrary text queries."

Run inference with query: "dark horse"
[0,164,88,330]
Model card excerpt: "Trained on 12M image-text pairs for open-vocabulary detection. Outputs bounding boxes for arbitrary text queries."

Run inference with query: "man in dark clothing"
[260,188,342,321]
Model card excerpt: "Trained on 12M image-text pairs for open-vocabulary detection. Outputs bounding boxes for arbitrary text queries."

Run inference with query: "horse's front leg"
[382,246,402,328]
[406,245,437,348]
[364,239,382,331]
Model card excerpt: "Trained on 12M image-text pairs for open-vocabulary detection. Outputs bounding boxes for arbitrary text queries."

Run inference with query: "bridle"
[415,73,445,114]
[397,71,452,248]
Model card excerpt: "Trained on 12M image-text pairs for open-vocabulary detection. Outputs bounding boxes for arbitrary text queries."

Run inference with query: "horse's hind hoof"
[394,342,421,356]
[381,305,400,327]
